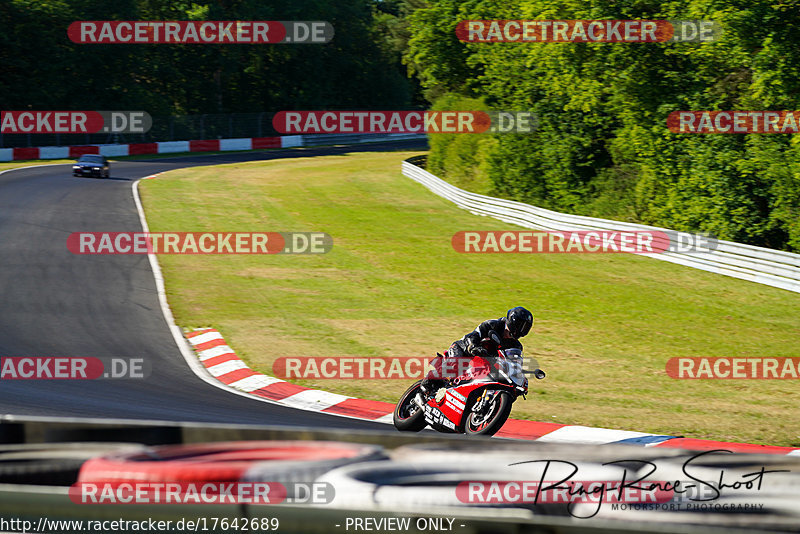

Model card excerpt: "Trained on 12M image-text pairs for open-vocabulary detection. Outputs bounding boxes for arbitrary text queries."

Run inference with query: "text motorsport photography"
[469,450,785,519]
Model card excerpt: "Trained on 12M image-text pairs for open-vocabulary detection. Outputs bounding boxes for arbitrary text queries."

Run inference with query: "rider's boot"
[420,353,446,393]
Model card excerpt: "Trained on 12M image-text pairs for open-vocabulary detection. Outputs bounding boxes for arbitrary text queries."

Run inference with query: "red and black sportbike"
[393,346,545,436]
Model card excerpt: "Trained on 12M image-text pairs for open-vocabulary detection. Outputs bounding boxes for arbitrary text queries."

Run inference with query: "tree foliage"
[0,0,412,114]
[405,0,800,251]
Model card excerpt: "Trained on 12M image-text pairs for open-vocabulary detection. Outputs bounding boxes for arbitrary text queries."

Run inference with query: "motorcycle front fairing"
[423,381,485,432]
[422,351,523,432]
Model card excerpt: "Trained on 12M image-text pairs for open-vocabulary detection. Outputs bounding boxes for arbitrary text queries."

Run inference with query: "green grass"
[139,150,800,446]
[0,159,77,172]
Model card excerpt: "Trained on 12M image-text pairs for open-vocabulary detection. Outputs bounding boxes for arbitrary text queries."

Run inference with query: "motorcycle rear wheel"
[464,390,513,436]
[393,381,427,432]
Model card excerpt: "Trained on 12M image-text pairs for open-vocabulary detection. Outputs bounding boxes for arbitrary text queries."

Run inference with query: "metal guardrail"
[0,113,429,149]
[1,417,795,533]
[0,113,292,148]
[402,159,800,294]
[0,414,471,448]
[300,133,426,146]
[0,112,282,149]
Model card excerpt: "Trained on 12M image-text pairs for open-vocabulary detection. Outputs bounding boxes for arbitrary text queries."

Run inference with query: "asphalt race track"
[0,139,425,426]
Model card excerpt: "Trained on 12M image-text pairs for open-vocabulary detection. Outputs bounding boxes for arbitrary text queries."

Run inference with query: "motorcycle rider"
[421,306,534,392]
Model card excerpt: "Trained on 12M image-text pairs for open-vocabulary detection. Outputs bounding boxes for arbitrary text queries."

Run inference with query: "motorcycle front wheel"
[464,390,514,436]
[393,381,427,432]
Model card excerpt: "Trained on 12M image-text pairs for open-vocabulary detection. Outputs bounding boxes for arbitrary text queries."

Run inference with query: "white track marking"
[228,374,285,392]
[197,345,236,361]
[206,359,249,377]
[280,390,354,411]
[535,425,656,445]
[373,414,394,423]
[187,331,224,345]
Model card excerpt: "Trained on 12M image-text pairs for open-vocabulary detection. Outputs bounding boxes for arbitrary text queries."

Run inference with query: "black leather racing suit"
[449,317,523,358]
[423,318,522,386]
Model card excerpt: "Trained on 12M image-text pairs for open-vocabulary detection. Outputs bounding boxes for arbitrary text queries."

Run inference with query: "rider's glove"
[486,330,501,348]
[469,345,489,358]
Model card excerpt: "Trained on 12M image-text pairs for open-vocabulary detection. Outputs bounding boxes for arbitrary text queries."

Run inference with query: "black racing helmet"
[506,306,533,338]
